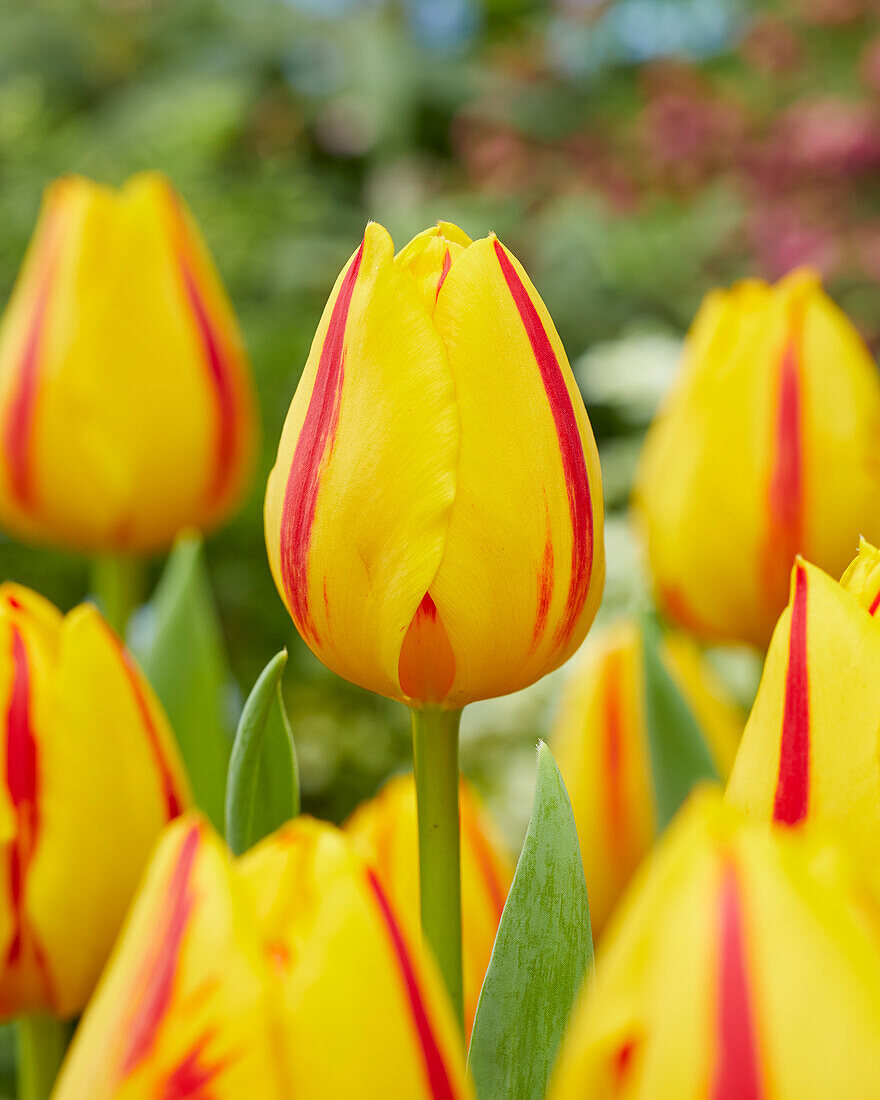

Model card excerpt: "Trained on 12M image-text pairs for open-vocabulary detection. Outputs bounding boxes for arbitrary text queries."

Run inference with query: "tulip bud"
[549,791,880,1099]
[264,222,604,706]
[344,772,513,1035]
[552,619,741,935]
[52,816,287,1099]
[0,583,189,1018]
[726,556,880,861]
[0,173,256,553]
[633,270,880,648]
[240,816,473,1099]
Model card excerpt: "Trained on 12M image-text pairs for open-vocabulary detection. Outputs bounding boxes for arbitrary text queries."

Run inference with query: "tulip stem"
[411,706,464,1033]
[91,554,145,637]
[17,1014,69,1100]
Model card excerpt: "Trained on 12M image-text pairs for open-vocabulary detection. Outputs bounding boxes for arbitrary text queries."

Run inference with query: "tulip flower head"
[0,173,256,553]
[633,269,880,648]
[549,791,880,1099]
[0,583,189,1019]
[345,772,513,1035]
[265,222,604,707]
[726,554,880,861]
[553,618,741,935]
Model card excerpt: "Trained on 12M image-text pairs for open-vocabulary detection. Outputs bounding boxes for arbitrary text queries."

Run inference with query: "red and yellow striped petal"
[53,815,285,1099]
[265,222,459,701]
[344,773,512,1036]
[239,816,474,1100]
[549,792,880,1099]
[726,557,880,860]
[840,537,880,615]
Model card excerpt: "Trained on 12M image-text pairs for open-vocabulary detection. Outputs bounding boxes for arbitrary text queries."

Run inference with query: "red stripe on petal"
[869,589,880,616]
[435,249,452,302]
[493,241,593,648]
[602,650,627,860]
[104,623,185,820]
[367,869,458,1100]
[711,860,763,1100]
[530,528,554,654]
[279,242,364,643]
[773,563,810,826]
[121,823,201,1078]
[161,1030,228,1100]
[460,797,508,925]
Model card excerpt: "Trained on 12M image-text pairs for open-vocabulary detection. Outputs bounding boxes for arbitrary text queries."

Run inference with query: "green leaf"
[468,742,593,1100]
[641,612,719,830]
[226,650,299,856]
[131,533,234,832]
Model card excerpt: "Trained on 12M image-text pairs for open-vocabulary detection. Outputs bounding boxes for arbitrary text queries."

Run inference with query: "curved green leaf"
[467,741,593,1100]
[226,649,299,856]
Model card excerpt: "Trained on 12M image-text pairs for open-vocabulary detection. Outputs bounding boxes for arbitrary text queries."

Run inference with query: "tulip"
[344,772,513,1036]
[264,220,604,1021]
[0,584,190,1022]
[633,269,880,649]
[840,536,880,615]
[548,790,880,1099]
[54,813,475,1100]
[552,618,741,936]
[726,555,880,861]
[0,172,256,555]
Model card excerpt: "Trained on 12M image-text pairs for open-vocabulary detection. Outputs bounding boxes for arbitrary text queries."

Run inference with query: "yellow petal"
[840,536,880,615]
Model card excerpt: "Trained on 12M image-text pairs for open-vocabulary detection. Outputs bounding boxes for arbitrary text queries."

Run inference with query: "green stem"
[17,1014,68,1100]
[91,554,145,637]
[411,706,464,1033]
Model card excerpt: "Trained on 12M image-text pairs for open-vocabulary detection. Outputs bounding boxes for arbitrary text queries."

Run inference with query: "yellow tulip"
[552,618,742,936]
[840,536,880,615]
[549,790,880,1099]
[52,815,287,1099]
[55,813,474,1099]
[633,269,880,648]
[344,772,513,1036]
[726,555,880,861]
[0,583,189,1019]
[0,172,256,553]
[264,221,604,707]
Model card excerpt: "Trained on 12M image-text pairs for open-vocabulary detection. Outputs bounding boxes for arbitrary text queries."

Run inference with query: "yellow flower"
[726,554,880,862]
[549,791,880,1099]
[54,813,475,1099]
[264,222,604,707]
[345,772,513,1036]
[552,618,741,935]
[0,173,256,553]
[0,583,189,1019]
[633,270,880,648]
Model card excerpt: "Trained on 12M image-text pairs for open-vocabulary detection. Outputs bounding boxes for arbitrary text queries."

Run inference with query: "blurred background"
[0,0,874,837]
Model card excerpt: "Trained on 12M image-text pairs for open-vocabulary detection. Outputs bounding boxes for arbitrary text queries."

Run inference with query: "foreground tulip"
[345,773,513,1036]
[0,583,189,1022]
[549,791,880,1099]
[726,555,880,861]
[0,172,256,555]
[55,813,474,1100]
[552,618,741,935]
[633,269,880,648]
[265,220,604,1024]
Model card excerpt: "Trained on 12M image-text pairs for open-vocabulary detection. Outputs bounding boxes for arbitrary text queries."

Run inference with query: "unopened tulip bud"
[553,618,741,935]
[265,222,604,706]
[0,173,256,552]
[0,584,189,1018]
[549,791,880,1099]
[345,773,513,1035]
[633,270,880,648]
[726,555,880,860]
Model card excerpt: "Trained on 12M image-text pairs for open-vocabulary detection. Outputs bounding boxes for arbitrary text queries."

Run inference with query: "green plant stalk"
[411,706,464,1033]
[17,1014,68,1100]
[91,554,145,637]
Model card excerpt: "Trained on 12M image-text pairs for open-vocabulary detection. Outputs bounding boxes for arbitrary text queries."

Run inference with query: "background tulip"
[264,220,604,709]
[552,618,741,936]
[0,172,256,554]
[344,772,513,1036]
[726,555,880,861]
[549,791,880,1099]
[0,583,189,1020]
[633,269,880,649]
